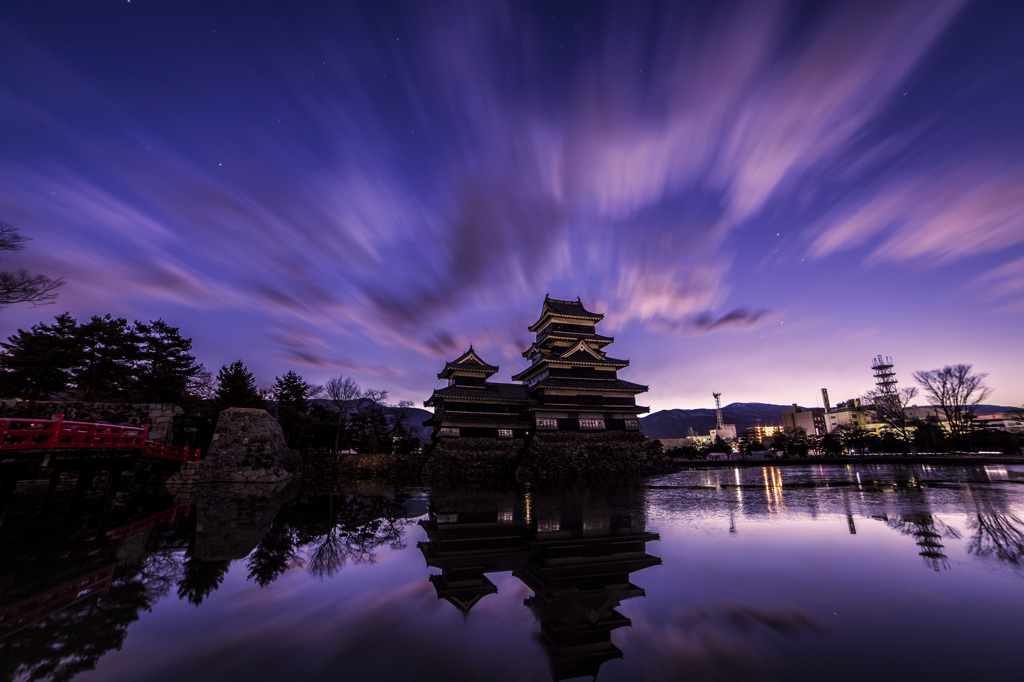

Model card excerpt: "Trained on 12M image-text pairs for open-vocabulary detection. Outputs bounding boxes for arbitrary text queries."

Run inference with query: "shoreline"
[671,454,1024,470]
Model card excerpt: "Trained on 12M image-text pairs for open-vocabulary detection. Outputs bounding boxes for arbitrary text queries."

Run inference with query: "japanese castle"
[425,296,649,439]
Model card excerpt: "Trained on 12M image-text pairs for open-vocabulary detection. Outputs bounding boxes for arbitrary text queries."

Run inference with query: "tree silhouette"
[271,369,321,448]
[214,360,264,411]
[176,556,232,606]
[914,364,991,444]
[324,375,361,451]
[0,221,64,309]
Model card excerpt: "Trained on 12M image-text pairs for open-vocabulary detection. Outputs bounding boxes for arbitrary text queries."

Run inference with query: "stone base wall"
[200,408,301,484]
[516,431,671,484]
[423,437,524,484]
[0,400,182,443]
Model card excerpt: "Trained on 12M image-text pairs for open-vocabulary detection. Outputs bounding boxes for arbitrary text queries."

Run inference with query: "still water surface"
[3,463,1024,681]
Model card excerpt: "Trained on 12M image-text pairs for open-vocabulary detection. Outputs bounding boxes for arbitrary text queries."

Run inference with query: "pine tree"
[0,312,81,398]
[74,315,140,401]
[272,370,320,448]
[214,361,264,411]
[134,319,206,403]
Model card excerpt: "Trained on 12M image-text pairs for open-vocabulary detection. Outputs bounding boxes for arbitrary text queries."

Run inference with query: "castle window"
[439,427,460,437]
[580,418,605,430]
[498,428,513,439]
[536,418,558,430]
[625,419,641,430]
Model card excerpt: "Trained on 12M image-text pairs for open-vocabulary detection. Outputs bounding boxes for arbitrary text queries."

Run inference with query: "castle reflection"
[2,462,1024,681]
[419,488,660,680]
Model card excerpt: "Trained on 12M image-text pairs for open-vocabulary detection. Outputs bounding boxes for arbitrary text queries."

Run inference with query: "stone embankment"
[516,431,672,483]
[422,431,672,485]
[422,438,522,484]
[167,407,301,487]
[0,400,182,443]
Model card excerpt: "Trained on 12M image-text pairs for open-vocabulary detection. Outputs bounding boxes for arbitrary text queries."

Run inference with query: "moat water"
[3,463,1024,681]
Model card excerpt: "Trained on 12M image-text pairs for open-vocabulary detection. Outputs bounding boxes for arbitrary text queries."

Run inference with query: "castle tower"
[511,296,649,432]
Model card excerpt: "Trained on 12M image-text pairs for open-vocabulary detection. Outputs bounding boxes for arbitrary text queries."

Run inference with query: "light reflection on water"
[1,463,1023,681]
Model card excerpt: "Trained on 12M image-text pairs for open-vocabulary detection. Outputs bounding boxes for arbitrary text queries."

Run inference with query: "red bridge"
[0,414,200,462]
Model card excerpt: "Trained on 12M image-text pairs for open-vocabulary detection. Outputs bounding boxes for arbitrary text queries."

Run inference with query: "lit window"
[498,428,513,439]
[625,419,640,430]
[439,427,460,437]
[580,418,605,430]
[537,418,558,430]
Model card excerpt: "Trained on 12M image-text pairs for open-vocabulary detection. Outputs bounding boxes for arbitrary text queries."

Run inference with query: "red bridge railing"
[0,564,115,640]
[0,414,200,461]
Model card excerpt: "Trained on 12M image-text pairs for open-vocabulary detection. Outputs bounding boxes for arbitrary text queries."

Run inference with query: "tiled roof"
[425,382,530,405]
[531,377,649,393]
[528,296,604,331]
[437,346,499,379]
[542,296,602,319]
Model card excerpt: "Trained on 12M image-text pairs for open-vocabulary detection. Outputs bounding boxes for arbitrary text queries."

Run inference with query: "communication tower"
[821,388,831,414]
[713,392,724,430]
[871,355,898,395]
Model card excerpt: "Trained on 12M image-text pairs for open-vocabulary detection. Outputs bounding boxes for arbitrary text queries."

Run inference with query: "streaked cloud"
[2,0,1022,407]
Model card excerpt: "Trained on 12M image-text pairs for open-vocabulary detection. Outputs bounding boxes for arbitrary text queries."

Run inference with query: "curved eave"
[533,381,648,394]
[528,312,604,333]
[511,359,629,381]
[425,390,530,405]
[542,332,614,345]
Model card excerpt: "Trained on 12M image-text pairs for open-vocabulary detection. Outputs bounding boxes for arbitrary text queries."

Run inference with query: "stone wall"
[0,400,182,443]
[516,431,671,484]
[196,408,302,484]
[423,437,524,484]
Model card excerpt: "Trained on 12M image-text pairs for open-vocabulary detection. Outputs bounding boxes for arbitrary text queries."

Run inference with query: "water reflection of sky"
[6,464,1023,682]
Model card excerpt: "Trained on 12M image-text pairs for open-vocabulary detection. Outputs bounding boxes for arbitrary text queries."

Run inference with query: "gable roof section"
[559,339,605,361]
[528,295,604,332]
[437,346,499,379]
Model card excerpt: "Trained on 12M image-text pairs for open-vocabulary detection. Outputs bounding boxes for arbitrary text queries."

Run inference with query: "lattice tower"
[713,392,724,430]
[871,355,898,395]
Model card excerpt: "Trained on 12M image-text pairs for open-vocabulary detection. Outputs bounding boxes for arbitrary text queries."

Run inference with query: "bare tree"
[913,364,991,440]
[388,399,415,445]
[0,222,65,308]
[863,385,919,446]
[324,375,361,451]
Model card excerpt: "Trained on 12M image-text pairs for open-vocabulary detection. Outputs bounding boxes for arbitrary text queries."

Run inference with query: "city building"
[975,413,1024,434]
[825,398,872,433]
[780,405,826,436]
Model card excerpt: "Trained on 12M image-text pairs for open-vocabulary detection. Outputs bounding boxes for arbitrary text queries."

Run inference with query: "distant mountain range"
[380,401,1017,442]
[639,402,1017,439]
[639,403,792,438]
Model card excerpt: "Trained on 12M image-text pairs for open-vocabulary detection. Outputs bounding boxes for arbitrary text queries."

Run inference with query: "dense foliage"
[0,313,207,404]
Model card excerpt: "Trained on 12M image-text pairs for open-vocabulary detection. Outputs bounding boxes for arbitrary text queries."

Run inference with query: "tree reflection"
[176,555,232,606]
[247,518,303,587]
[0,557,178,682]
[242,493,411,582]
[967,511,1024,564]
[299,495,408,579]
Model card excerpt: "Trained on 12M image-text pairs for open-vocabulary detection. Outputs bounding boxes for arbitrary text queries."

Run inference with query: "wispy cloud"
[4,0,1013,388]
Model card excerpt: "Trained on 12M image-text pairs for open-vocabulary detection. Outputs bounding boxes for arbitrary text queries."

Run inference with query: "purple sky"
[2,0,1023,413]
